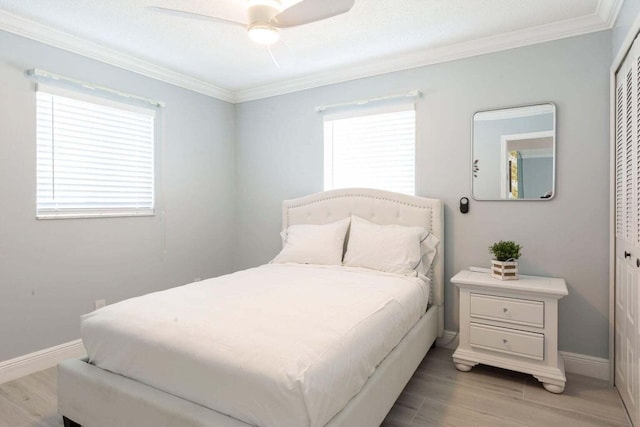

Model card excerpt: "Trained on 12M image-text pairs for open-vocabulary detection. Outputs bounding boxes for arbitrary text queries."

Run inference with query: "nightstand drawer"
[470,323,544,360]
[470,293,544,328]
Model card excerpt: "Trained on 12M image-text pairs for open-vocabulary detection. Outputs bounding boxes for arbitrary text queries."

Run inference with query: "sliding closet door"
[615,38,640,426]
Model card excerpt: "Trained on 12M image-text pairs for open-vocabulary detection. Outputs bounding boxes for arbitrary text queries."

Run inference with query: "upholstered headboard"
[282,188,444,337]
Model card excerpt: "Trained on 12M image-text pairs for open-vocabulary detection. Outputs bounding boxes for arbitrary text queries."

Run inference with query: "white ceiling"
[0,0,622,102]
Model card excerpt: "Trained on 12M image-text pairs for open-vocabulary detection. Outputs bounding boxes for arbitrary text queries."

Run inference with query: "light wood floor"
[0,347,631,427]
[382,347,631,427]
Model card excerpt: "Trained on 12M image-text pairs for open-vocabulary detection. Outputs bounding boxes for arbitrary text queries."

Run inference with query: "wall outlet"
[94,299,106,310]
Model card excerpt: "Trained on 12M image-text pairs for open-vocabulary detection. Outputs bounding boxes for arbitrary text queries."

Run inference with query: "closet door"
[615,38,640,426]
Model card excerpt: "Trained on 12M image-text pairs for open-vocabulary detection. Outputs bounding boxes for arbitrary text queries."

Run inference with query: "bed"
[58,188,444,427]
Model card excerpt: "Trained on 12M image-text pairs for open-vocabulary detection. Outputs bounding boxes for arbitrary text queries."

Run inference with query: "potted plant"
[489,240,522,280]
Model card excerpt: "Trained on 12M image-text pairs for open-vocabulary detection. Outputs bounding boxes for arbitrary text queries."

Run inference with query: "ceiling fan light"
[246,0,282,10]
[248,24,280,44]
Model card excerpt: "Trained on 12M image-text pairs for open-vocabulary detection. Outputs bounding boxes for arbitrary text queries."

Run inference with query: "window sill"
[36,210,155,220]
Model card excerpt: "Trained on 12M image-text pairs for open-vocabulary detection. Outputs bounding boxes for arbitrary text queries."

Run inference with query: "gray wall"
[0,31,236,361]
[613,0,640,58]
[522,157,553,199]
[235,31,611,358]
[0,26,615,362]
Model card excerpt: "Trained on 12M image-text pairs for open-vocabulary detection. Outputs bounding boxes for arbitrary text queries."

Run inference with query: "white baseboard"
[0,339,86,384]
[560,350,610,381]
[437,330,611,381]
[436,330,459,349]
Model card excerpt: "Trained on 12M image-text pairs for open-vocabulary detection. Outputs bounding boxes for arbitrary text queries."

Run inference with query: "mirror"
[472,103,556,200]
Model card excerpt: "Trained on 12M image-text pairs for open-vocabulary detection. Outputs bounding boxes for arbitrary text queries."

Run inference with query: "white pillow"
[271,217,350,265]
[344,215,439,276]
[418,232,440,276]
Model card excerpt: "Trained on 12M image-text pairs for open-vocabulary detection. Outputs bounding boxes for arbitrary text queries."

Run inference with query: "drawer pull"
[503,307,508,313]
[502,338,508,344]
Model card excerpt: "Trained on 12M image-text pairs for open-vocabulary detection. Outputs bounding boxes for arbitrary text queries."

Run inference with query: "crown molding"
[596,0,624,28]
[235,8,616,102]
[0,0,623,104]
[0,9,235,103]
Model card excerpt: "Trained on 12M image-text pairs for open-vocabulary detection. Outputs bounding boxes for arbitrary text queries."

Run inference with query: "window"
[36,87,156,219]
[323,105,416,195]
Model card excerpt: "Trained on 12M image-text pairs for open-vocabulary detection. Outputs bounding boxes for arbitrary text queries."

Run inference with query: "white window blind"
[323,106,416,195]
[36,87,156,219]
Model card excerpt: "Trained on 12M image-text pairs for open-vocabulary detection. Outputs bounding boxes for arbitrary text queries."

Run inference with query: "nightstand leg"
[454,362,474,372]
[542,382,565,394]
[452,355,478,372]
[534,375,566,394]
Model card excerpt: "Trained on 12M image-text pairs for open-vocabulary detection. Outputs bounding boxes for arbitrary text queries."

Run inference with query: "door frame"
[499,131,554,199]
[611,14,640,387]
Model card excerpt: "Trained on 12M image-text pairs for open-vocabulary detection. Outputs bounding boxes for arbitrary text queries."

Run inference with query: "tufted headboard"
[282,188,444,337]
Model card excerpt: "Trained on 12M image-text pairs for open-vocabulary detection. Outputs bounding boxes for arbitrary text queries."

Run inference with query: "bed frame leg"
[63,416,81,427]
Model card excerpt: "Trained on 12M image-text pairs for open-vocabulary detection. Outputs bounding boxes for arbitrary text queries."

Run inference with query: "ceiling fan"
[149,0,355,45]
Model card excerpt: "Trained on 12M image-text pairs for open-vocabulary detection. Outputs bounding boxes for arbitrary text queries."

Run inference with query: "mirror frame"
[471,102,556,201]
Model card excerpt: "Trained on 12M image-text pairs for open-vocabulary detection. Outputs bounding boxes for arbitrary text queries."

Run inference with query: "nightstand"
[451,269,568,393]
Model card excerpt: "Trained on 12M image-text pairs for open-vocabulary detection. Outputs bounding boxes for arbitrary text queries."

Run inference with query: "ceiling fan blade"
[147,6,246,28]
[270,0,355,28]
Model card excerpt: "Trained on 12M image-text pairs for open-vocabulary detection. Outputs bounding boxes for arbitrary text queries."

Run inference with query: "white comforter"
[81,264,430,427]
